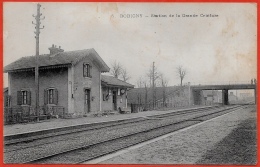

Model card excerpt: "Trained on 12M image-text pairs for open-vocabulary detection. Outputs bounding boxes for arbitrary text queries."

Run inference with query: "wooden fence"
[4,105,65,125]
[130,101,191,113]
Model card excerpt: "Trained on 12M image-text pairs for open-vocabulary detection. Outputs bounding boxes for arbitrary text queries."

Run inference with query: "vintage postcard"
[3,2,257,165]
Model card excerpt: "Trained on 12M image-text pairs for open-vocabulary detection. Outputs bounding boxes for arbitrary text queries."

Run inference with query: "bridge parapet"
[190,83,256,90]
[190,81,253,86]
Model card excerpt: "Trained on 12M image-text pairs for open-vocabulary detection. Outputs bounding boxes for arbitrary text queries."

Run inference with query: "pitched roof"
[4,48,110,73]
[101,75,134,88]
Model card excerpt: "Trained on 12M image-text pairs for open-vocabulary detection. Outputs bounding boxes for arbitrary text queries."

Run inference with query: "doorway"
[112,90,117,110]
[84,89,91,113]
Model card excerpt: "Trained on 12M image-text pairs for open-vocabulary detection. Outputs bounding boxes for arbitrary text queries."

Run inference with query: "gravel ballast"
[99,105,256,164]
[5,107,217,163]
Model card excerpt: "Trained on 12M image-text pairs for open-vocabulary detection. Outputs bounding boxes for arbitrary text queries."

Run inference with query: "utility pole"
[188,82,191,105]
[32,4,44,121]
[152,62,155,109]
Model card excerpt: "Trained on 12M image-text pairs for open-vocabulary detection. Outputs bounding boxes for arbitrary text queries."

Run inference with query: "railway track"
[4,105,245,164]
[4,106,217,145]
[4,117,147,145]
[4,106,219,153]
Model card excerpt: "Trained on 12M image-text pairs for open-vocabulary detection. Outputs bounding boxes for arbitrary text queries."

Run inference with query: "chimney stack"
[49,44,64,54]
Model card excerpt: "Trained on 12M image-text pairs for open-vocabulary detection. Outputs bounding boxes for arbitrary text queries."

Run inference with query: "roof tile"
[4,48,110,72]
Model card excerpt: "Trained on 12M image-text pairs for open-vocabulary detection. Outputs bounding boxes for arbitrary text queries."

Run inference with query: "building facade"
[4,45,134,118]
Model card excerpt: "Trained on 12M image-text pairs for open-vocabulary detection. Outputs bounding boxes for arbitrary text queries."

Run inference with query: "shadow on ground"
[196,109,256,165]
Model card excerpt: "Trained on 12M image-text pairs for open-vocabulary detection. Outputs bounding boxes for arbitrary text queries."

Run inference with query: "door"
[84,89,91,113]
[112,91,117,110]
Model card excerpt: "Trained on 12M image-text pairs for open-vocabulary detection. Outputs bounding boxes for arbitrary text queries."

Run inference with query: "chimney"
[49,44,64,54]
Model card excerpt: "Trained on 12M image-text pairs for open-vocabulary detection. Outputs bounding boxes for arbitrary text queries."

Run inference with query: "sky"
[3,2,257,87]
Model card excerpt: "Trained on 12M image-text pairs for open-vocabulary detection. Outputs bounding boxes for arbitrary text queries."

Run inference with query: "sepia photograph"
[3,2,257,165]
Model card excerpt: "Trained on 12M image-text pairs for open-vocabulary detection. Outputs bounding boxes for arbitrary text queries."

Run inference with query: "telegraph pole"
[152,62,155,109]
[32,4,44,121]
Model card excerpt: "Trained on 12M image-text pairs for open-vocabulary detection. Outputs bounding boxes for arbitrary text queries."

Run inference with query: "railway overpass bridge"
[190,83,257,105]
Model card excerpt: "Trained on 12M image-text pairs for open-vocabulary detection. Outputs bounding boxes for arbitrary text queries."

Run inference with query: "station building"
[4,45,134,118]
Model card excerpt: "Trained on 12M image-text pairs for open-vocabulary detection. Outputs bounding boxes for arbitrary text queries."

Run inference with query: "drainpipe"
[68,63,75,114]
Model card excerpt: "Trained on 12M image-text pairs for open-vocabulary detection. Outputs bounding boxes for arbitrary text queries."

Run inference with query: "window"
[83,63,92,78]
[103,88,109,101]
[48,89,54,104]
[44,88,58,105]
[17,90,31,105]
[22,91,27,105]
[85,89,90,104]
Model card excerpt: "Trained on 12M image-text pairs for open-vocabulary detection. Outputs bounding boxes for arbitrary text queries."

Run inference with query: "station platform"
[91,105,256,165]
[4,105,211,136]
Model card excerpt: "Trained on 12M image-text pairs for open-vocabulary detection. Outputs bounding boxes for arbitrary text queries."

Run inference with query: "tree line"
[136,62,187,109]
[109,60,131,82]
[109,60,187,109]
[109,60,187,87]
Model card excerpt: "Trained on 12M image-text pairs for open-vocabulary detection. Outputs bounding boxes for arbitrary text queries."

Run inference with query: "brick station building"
[4,45,134,120]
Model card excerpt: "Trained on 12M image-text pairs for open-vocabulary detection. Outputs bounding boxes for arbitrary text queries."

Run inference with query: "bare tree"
[147,63,160,87]
[177,66,186,86]
[136,76,145,110]
[143,79,149,110]
[121,68,131,82]
[110,61,131,82]
[146,62,161,109]
[147,68,153,87]
[160,74,169,107]
[136,76,143,88]
[110,60,122,78]
[136,63,163,109]
[136,76,149,110]
[160,74,169,87]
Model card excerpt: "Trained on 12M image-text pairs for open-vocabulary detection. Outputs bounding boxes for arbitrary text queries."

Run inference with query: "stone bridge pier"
[192,90,204,105]
[222,89,229,105]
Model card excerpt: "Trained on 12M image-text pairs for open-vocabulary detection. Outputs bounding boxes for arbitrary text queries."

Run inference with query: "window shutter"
[7,96,10,107]
[83,63,85,77]
[54,89,58,105]
[27,91,31,105]
[4,96,8,107]
[17,91,22,105]
[44,89,48,105]
[90,65,92,78]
